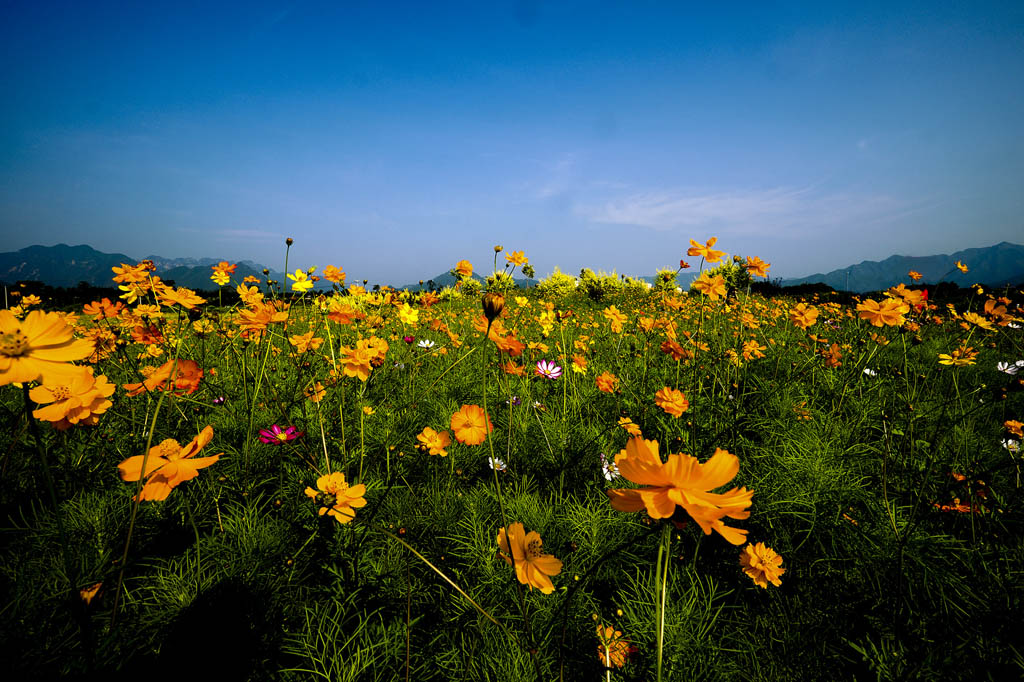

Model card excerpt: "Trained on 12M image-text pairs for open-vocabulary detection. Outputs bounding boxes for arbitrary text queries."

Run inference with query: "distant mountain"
[779,242,1024,292]
[401,271,537,291]
[0,244,138,288]
[3,241,1022,294]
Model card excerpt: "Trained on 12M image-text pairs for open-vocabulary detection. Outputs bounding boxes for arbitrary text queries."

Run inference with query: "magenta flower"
[258,424,304,444]
[535,359,562,380]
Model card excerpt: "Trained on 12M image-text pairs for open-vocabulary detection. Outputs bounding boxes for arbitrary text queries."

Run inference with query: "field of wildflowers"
[1,239,1022,680]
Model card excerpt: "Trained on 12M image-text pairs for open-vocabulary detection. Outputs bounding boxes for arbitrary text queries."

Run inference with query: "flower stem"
[655,523,671,682]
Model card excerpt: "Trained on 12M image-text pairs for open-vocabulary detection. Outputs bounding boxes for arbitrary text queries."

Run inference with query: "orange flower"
[857,298,909,327]
[617,417,642,437]
[908,270,923,281]
[118,426,220,501]
[691,272,727,300]
[416,427,451,456]
[654,387,689,418]
[788,303,818,329]
[323,265,346,284]
[450,405,493,445]
[339,345,373,381]
[83,297,125,319]
[0,309,94,386]
[602,305,627,333]
[686,237,726,264]
[212,261,237,274]
[504,250,529,266]
[111,263,149,284]
[597,624,632,669]
[955,260,968,273]
[595,371,618,393]
[289,331,324,354]
[660,339,687,362]
[305,471,367,524]
[454,260,473,278]
[739,542,785,589]
[744,256,771,278]
[30,366,115,429]
[606,437,753,545]
[155,285,206,310]
[123,359,203,396]
[1005,420,1023,438]
[497,522,562,594]
[237,301,289,333]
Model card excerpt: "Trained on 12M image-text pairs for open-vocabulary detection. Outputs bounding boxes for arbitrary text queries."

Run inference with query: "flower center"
[155,439,181,457]
[50,385,72,401]
[0,330,29,357]
[526,538,543,559]
[275,431,290,442]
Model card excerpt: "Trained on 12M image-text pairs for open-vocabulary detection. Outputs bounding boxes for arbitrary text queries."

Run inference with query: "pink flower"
[258,424,304,444]
[535,359,562,380]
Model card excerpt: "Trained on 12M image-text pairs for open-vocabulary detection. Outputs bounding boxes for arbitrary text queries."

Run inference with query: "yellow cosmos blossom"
[0,310,94,386]
[955,260,968,273]
[287,269,315,293]
[595,371,618,393]
[606,437,753,545]
[856,298,909,327]
[210,270,231,286]
[305,471,367,524]
[789,303,819,329]
[397,302,419,325]
[504,250,529,266]
[30,366,115,430]
[691,272,727,300]
[602,305,627,333]
[118,426,221,501]
[323,265,346,284]
[450,404,493,445]
[654,386,689,418]
[744,256,771,278]
[908,270,923,281]
[686,237,726,264]
[454,260,473,278]
[739,542,786,589]
[497,522,562,594]
[416,427,451,456]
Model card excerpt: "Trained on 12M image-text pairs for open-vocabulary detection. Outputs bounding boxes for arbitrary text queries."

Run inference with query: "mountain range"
[1,242,1022,294]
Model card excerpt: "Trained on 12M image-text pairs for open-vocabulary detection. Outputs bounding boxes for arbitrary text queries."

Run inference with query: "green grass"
[1,261,1022,681]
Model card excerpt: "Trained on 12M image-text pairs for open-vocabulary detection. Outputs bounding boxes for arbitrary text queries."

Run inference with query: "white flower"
[863,368,877,377]
[1003,439,1021,454]
[417,339,436,350]
[600,453,619,481]
[997,361,1019,375]
[488,456,507,471]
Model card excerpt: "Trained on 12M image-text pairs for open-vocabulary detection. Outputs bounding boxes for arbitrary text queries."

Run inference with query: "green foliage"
[1,254,1022,680]
[535,266,578,299]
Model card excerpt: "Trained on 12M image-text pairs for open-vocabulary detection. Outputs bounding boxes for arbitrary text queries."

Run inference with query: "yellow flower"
[856,298,908,327]
[739,542,786,588]
[617,416,642,437]
[155,285,206,310]
[602,305,627,333]
[596,624,631,669]
[606,437,753,545]
[210,270,231,286]
[304,471,367,524]
[497,522,562,594]
[450,404,493,445]
[454,260,473,278]
[118,426,221,501]
[595,371,618,393]
[788,303,819,329]
[654,386,689,418]
[908,270,923,281]
[744,256,770,278]
[287,269,315,293]
[686,237,726,263]
[962,312,994,331]
[0,310,94,386]
[416,427,451,456]
[397,302,419,325]
[938,345,977,367]
[323,265,346,284]
[30,366,115,430]
[691,272,727,300]
[955,260,968,273]
[504,250,529,266]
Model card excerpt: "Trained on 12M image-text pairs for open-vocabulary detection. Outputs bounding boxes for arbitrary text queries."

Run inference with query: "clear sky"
[2,1,1022,285]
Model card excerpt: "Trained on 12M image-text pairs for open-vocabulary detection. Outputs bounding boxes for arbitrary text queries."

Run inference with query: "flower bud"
[482,293,505,322]
[494,244,503,252]
[286,237,294,246]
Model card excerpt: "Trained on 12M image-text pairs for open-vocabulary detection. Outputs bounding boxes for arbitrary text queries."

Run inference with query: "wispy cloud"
[575,185,928,237]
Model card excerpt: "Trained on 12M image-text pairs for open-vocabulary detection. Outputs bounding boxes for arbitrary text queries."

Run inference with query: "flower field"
[1,240,1022,680]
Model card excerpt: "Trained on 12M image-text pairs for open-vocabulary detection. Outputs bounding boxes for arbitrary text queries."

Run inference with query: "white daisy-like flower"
[488,456,507,471]
[863,368,878,377]
[417,339,436,350]
[1002,438,1021,454]
[600,452,620,481]
[997,361,1019,375]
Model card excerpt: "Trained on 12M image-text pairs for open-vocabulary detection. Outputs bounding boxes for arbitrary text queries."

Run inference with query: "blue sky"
[2,1,1022,285]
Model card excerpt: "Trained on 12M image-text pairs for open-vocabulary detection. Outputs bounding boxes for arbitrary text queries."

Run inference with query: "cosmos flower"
[416,427,451,456]
[654,386,689,418]
[686,237,726,263]
[606,437,753,545]
[488,456,507,471]
[417,339,436,350]
[535,359,562,380]
[595,371,618,393]
[739,542,786,589]
[30,366,115,430]
[305,471,366,524]
[258,424,304,444]
[118,426,220,501]
[0,309,94,386]
[450,404,493,445]
[496,522,562,594]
